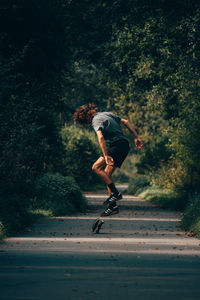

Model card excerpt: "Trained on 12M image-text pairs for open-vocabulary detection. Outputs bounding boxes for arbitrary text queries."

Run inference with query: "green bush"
[61,125,100,189]
[127,175,150,195]
[33,172,87,216]
[181,194,200,237]
[0,1,71,198]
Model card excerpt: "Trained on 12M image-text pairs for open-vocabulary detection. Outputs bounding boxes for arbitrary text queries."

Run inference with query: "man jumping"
[74,103,143,216]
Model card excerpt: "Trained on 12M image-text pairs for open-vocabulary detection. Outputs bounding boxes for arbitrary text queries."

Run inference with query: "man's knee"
[92,163,99,173]
[92,157,105,173]
[92,162,104,174]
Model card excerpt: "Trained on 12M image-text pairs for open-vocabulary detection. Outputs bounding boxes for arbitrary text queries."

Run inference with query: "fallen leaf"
[120,284,128,288]
[90,290,99,294]
[64,273,71,277]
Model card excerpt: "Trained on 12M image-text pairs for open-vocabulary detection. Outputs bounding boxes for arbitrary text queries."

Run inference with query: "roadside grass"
[28,208,53,218]
[181,194,200,238]
[138,186,187,211]
[0,208,33,239]
[0,221,5,240]
[0,173,88,241]
[0,196,87,241]
[0,207,53,240]
[0,194,32,239]
[126,175,150,196]
[127,175,187,211]
[134,184,200,238]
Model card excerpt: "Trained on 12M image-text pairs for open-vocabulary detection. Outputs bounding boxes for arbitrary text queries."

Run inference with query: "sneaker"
[101,203,119,216]
[103,192,122,205]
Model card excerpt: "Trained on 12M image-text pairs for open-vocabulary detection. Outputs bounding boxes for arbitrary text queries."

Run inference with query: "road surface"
[0,186,200,300]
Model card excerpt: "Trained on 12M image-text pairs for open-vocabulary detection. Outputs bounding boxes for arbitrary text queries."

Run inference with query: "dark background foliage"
[1,0,200,236]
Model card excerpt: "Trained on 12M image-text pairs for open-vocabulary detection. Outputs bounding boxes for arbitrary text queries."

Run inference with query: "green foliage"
[127,175,150,195]
[101,1,200,201]
[61,125,100,189]
[181,194,200,237]
[113,169,130,184]
[136,135,171,174]
[113,154,139,183]
[150,159,192,193]
[63,61,108,112]
[33,172,87,216]
[1,0,200,237]
[0,0,71,195]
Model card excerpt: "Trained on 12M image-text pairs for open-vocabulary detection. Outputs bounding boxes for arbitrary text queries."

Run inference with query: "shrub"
[151,159,189,191]
[127,175,150,195]
[61,125,100,189]
[33,172,87,216]
[181,194,200,237]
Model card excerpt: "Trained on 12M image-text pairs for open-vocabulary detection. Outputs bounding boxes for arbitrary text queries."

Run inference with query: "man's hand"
[135,137,143,150]
[105,155,114,166]
[121,119,143,150]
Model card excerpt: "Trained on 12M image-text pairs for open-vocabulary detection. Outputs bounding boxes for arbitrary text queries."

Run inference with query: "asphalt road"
[1,186,200,300]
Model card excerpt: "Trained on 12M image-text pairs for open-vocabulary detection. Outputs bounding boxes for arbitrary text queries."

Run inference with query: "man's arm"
[120,118,143,149]
[96,129,114,165]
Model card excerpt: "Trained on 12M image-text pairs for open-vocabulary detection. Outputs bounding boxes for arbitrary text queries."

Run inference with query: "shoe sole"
[92,219,100,232]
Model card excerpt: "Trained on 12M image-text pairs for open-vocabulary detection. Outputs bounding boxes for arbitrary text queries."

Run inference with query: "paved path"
[1,186,200,300]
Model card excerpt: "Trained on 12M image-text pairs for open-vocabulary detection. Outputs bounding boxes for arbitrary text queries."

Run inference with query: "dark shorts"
[107,139,130,168]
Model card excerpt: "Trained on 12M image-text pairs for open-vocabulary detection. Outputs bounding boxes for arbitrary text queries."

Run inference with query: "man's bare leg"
[105,164,116,195]
[92,157,120,200]
[92,157,121,217]
[92,157,114,185]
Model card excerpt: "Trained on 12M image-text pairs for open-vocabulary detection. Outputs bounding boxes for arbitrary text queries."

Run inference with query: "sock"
[108,183,119,195]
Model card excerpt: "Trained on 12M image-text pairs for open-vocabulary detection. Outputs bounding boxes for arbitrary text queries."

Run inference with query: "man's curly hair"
[74,103,98,124]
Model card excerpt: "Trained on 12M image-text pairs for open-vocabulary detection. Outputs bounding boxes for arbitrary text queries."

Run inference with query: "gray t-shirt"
[92,112,126,144]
